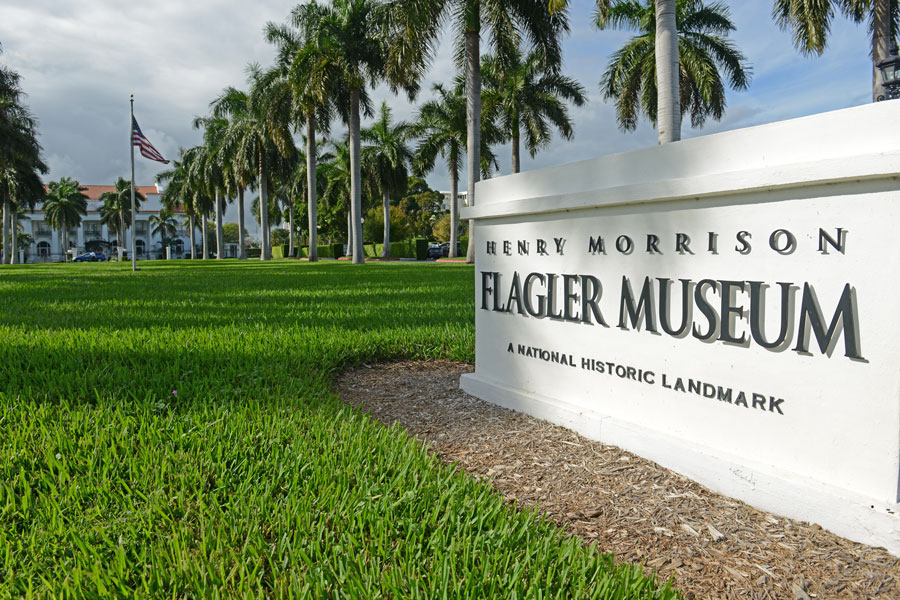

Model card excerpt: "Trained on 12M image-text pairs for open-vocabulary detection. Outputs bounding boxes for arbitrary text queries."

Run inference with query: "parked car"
[440,242,462,258]
[73,251,107,262]
[426,243,443,259]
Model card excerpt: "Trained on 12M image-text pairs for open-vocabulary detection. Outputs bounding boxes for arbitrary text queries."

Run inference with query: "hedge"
[298,244,344,259]
[362,238,430,260]
[246,248,261,258]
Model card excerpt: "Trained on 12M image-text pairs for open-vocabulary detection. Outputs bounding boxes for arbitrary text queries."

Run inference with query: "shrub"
[271,229,290,247]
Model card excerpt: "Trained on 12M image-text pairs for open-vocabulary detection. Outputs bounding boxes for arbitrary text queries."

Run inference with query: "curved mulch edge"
[334,360,900,600]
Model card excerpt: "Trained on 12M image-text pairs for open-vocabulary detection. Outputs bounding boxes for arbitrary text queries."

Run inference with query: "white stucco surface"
[461,101,900,556]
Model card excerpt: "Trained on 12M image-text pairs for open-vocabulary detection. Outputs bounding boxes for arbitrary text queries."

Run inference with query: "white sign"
[461,102,900,555]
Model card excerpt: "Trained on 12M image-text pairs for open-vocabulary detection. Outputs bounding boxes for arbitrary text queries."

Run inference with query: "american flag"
[132,116,169,164]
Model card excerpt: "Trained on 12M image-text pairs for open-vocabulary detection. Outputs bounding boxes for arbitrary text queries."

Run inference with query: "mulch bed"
[335,361,900,600]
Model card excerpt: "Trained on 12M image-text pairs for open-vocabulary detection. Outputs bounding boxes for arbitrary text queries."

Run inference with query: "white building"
[22,183,193,262]
[438,190,468,212]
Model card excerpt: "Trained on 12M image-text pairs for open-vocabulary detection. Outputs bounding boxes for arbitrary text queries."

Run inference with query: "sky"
[1,0,880,194]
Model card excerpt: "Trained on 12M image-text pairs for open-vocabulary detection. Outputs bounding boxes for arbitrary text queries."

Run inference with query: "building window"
[84,221,101,237]
[136,239,146,257]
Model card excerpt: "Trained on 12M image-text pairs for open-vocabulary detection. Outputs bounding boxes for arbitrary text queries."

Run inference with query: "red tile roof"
[42,184,159,200]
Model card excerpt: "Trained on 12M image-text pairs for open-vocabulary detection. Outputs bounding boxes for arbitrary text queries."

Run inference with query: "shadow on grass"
[0,261,476,406]
[0,261,475,333]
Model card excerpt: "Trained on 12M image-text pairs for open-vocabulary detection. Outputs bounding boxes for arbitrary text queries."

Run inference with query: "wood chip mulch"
[334,361,900,600]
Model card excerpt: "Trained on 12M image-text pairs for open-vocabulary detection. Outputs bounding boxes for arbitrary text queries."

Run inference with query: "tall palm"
[773,0,898,101]
[11,183,37,265]
[481,46,587,173]
[99,177,146,257]
[548,0,680,143]
[192,115,231,260]
[1,163,44,264]
[149,208,178,244]
[302,0,406,265]
[413,83,499,258]
[43,177,88,261]
[251,193,283,231]
[289,138,334,257]
[0,53,46,264]
[596,0,750,134]
[388,0,567,262]
[266,2,341,262]
[181,146,215,259]
[157,148,198,259]
[654,0,681,143]
[11,201,32,261]
[212,66,295,261]
[361,102,413,258]
[321,139,354,249]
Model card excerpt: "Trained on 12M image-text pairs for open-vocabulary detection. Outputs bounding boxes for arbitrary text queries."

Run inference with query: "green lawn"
[0,260,678,599]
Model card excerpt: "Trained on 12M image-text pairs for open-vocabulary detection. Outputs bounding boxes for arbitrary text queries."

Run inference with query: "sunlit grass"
[0,260,678,598]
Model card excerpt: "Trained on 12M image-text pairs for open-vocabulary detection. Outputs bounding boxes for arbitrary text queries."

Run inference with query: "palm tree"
[361,102,413,258]
[149,208,178,251]
[655,0,681,143]
[596,0,750,135]
[181,146,215,259]
[301,0,407,265]
[98,177,145,258]
[288,138,334,258]
[212,66,295,261]
[43,177,88,261]
[773,0,898,102]
[548,0,680,143]
[1,164,45,264]
[0,52,47,264]
[321,139,354,250]
[157,148,198,259]
[251,193,283,233]
[413,83,500,258]
[266,2,341,262]
[192,115,231,260]
[388,0,567,262]
[481,46,587,173]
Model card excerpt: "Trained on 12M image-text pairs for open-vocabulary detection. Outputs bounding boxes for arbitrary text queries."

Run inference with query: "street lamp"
[876,42,900,101]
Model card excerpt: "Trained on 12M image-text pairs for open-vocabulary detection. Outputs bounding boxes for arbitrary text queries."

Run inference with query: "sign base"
[461,373,900,556]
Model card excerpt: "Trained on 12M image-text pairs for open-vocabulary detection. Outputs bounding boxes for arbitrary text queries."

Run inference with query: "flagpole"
[130,94,138,272]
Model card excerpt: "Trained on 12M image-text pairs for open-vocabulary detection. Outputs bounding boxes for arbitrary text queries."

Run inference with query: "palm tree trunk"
[288,201,295,258]
[464,28,480,263]
[449,161,459,260]
[382,191,390,258]
[1,198,9,265]
[307,115,318,262]
[201,213,208,259]
[215,191,224,259]
[511,119,521,174]
[347,209,352,254]
[119,211,126,260]
[238,188,246,259]
[62,228,68,262]
[349,88,364,265]
[11,211,18,264]
[872,0,892,101]
[260,151,270,261]
[656,0,681,144]
[190,214,197,259]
